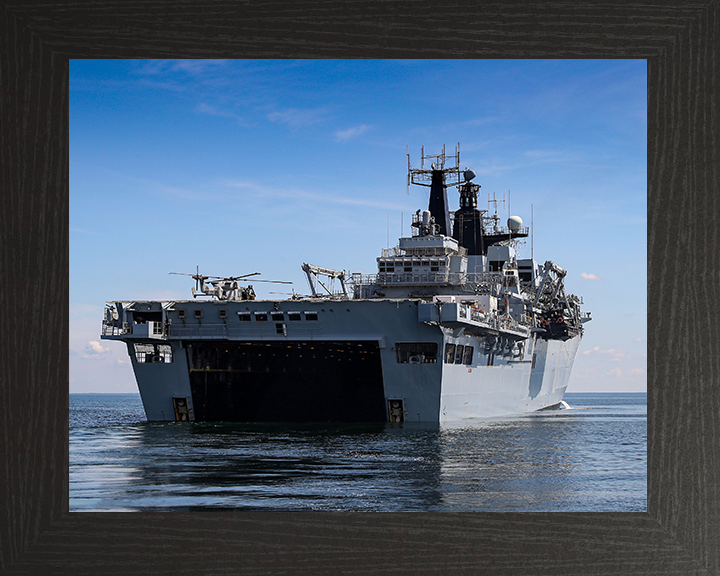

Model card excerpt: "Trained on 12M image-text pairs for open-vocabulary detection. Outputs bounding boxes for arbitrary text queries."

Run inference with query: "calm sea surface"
[70,392,646,512]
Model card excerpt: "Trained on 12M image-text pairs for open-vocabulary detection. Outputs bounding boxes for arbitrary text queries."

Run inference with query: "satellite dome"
[507,215,523,232]
[463,169,477,182]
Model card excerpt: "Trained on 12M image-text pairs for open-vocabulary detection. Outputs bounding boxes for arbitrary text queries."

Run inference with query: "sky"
[70,59,647,394]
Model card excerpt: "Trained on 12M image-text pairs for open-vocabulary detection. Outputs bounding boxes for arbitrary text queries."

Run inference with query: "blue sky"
[70,59,646,393]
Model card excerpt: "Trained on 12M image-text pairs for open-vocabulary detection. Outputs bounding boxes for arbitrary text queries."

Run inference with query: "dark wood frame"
[2,2,717,574]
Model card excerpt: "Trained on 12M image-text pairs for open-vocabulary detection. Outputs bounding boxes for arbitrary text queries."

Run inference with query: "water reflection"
[121,422,445,511]
[435,414,588,510]
[70,394,647,512]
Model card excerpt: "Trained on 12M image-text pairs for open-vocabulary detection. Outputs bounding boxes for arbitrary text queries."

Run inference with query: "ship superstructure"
[101,146,590,423]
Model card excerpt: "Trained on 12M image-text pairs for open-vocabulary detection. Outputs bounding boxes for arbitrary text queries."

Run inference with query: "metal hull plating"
[118,298,581,423]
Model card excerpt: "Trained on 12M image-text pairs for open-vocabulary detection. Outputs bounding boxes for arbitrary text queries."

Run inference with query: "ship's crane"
[302,263,349,299]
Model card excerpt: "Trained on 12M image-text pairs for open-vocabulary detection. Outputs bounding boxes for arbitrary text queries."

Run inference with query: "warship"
[101,146,590,423]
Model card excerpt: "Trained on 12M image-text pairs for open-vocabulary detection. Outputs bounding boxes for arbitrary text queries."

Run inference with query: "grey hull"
[114,298,581,423]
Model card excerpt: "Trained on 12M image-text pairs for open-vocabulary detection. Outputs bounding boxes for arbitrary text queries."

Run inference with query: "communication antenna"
[531,203,534,265]
[387,212,390,248]
[488,192,505,232]
[488,191,506,214]
[406,145,410,195]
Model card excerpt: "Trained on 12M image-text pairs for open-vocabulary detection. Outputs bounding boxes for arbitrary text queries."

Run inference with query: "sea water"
[69,392,646,512]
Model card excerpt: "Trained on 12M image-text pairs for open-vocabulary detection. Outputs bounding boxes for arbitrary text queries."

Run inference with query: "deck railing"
[349,271,503,289]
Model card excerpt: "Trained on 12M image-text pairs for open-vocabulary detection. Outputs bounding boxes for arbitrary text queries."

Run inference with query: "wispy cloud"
[70,226,96,235]
[462,116,500,128]
[137,59,228,76]
[112,172,240,203]
[222,180,408,212]
[581,272,602,280]
[172,60,228,74]
[582,347,628,359]
[472,161,519,176]
[335,124,371,141]
[525,149,560,159]
[524,149,585,165]
[83,341,111,358]
[197,103,231,116]
[196,103,250,126]
[267,107,329,129]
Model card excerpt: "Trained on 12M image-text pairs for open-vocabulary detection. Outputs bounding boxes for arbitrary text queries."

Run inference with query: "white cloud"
[523,149,587,166]
[197,103,225,116]
[525,149,559,159]
[335,124,371,140]
[171,60,228,74]
[222,180,407,211]
[267,108,328,129]
[630,368,645,375]
[195,103,249,126]
[137,60,228,75]
[581,272,602,280]
[607,368,622,377]
[582,346,628,359]
[472,161,519,176]
[82,341,111,358]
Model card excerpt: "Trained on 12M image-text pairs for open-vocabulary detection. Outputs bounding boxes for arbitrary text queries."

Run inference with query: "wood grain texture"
[1,1,717,574]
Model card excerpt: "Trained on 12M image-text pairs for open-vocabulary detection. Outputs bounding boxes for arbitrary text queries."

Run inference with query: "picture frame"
[2,1,715,573]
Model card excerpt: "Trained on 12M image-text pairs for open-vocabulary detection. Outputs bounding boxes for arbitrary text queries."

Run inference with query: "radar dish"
[507,215,523,231]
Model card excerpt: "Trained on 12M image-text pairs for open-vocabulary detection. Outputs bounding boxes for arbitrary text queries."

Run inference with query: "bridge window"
[444,343,455,364]
[463,346,475,364]
[395,342,438,364]
[463,346,474,365]
[454,345,465,364]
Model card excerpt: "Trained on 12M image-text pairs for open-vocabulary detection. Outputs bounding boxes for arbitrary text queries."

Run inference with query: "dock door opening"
[388,399,405,422]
